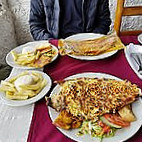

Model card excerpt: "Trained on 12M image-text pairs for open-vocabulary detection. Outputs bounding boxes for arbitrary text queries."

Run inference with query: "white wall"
[5,0,142,45]
[7,0,32,45]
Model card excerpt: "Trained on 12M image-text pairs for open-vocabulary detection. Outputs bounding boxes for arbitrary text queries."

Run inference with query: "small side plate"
[6,41,58,69]
[0,70,52,106]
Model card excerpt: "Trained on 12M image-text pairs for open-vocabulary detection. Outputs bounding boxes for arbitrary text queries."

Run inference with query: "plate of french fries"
[6,41,58,69]
[0,70,52,106]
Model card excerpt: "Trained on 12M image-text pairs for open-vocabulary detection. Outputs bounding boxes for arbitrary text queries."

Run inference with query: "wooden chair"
[114,0,142,36]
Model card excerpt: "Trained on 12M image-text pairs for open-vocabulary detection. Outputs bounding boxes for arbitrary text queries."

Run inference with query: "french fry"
[11,51,18,61]
[6,94,28,100]
[1,81,15,88]
[31,74,40,83]
[31,72,42,78]
[0,85,16,92]
[27,90,36,97]
[15,90,36,98]
[6,91,14,96]
[16,56,35,64]
[35,79,47,94]
[35,51,41,60]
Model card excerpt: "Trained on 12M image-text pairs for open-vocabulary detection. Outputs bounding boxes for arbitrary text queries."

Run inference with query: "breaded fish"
[47,78,141,121]
[58,32,125,56]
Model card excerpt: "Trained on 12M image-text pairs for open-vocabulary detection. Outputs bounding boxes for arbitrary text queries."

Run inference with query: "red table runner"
[28,36,142,142]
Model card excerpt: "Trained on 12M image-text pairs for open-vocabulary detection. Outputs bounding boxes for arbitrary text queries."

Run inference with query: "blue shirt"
[59,0,84,38]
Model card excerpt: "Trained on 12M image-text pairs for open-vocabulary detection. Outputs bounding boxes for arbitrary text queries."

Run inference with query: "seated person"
[29,0,111,40]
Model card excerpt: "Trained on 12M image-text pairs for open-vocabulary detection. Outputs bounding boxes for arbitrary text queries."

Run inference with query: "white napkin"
[125,43,142,79]
[128,43,142,54]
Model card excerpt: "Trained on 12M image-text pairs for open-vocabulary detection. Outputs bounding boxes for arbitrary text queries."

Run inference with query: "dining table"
[25,35,142,142]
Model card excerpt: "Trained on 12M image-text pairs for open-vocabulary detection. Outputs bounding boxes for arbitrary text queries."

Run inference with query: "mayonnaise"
[22,46,36,54]
[14,75,34,91]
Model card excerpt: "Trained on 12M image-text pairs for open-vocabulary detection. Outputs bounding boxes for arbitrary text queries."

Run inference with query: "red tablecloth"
[28,36,142,142]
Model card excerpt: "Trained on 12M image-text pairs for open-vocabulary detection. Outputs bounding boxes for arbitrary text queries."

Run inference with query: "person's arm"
[93,0,111,35]
[29,0,52,40]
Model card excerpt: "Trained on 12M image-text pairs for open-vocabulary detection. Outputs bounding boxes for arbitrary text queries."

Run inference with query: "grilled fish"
[58,32,125,56]
[47,78,141,121]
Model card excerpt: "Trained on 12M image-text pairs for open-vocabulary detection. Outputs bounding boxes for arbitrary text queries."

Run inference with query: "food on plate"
[118,105,136,122]
[0,71,47,100]
[11,42,57,68]
[58,32,125,56]
[14,75,34,92]
[52,109,82,130]
[46,77,142,139]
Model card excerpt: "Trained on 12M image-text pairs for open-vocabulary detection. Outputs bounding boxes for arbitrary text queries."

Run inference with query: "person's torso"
[58,0,99,38]
[42,0,99,38]
[59,0,84,38]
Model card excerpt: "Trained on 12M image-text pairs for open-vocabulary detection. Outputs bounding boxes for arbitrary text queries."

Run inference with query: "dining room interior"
[0,0,142,142]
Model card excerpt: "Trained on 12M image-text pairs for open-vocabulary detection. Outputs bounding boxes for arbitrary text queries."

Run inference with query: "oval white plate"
[48,72,142,142]
[65,33,118,60]
[6,41,58,69]
[138,34,142,44]
[0,70,52,106]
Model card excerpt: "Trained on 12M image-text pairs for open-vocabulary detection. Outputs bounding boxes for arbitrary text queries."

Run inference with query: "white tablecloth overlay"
[0,68,43,142]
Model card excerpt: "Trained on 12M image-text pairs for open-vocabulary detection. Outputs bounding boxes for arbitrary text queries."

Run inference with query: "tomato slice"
[98,120,105,127]
[103,114,130,127]
[98,120,111,133]
[103,125,111,133]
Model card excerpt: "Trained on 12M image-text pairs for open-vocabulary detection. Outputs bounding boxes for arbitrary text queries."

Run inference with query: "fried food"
[11,43,57,68]
[48,77,141,121]
[47,77,141,139]
[58,32,125,56]
[118,105,136,122]
[0,71,47,100]
[53,109,82,130]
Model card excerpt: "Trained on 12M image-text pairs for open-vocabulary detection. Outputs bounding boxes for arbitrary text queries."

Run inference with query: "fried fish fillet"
[47,78,141,121]
[58,32,125,56]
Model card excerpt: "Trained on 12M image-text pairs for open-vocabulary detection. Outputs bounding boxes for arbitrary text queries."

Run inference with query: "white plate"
[48,72,142,142]
[65,33,118,60]
[138,34,142,44]
[0,70,52,106]
[124,44,142,80]
[6,41,58,69]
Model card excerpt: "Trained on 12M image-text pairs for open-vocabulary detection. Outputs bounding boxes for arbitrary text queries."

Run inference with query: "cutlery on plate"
[131,53,142,75]
[129,43,142,75]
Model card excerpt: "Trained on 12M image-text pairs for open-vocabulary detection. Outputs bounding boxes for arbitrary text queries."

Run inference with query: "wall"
[7,0,33,45]
[6,0,142,45]
[0,0,17,64]
[122,0,142,31]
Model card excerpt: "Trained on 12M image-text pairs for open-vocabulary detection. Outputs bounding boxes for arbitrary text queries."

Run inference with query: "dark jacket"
[29,0,111,40]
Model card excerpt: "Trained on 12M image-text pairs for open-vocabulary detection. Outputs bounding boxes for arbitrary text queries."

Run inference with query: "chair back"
[114,0,142,35]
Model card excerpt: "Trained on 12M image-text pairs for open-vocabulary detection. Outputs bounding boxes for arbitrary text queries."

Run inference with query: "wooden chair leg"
[114,0,125,35]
